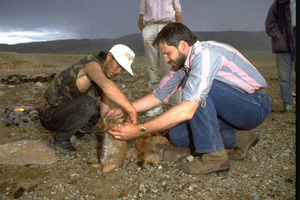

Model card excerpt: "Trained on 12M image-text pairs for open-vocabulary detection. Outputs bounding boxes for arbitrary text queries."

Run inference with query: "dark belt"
[255,88,266,93]
[38,101,51,112]
[145,21,171,25]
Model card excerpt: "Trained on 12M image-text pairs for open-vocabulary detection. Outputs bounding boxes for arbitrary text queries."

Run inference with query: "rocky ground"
[0,52,296,200]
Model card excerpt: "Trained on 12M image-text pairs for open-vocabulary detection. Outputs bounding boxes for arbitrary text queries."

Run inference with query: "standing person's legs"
[142,24,162,91]
[142,24,164,116]
[276,53,293,111]
[293,28,296,72]
[40,96,100,152]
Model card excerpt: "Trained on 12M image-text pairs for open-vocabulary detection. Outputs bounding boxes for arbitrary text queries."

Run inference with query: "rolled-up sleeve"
[173,0,182,12]
[154,70,185,103]
[140,0,146,14]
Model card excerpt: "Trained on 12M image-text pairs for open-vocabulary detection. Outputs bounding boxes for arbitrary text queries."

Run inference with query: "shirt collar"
[184,41,201,70]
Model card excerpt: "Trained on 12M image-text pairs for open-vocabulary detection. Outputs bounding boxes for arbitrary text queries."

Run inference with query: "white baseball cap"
[109,44,135,76]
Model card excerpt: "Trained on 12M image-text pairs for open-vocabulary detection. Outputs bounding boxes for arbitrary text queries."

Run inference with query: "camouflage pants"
[39,96,100,142]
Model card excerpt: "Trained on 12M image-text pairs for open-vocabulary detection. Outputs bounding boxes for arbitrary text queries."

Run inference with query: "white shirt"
[140,0,182,24]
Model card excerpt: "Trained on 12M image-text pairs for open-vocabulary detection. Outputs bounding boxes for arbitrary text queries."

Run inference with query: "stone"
[0,140,57,165]
[98,133,127,176]
[34,81,44,87]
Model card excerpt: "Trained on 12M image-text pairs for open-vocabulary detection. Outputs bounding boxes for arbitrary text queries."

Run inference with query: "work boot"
[52,136,76,153]
[180,148,229,175]
[75,127,96,139]
[228,131,260,160]
[156,144,191,162]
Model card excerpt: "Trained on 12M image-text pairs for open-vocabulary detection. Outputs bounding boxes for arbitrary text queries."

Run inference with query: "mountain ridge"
[0,31,271,55]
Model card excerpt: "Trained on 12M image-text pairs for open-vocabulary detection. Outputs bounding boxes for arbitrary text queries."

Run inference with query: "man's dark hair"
[97,51,108,60]
[153,23,197,48]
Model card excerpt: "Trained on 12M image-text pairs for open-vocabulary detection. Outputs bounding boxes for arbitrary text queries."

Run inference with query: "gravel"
[0,54,296,200]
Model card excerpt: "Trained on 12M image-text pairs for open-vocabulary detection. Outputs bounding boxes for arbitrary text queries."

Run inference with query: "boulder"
[0,140,57,165]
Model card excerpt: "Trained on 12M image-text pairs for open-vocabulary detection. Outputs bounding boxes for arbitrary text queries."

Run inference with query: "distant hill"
[0,31,271,55]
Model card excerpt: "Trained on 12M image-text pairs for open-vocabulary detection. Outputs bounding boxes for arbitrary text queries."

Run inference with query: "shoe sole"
[231,136,260,161]
[203,167,230,175]
[145,109,163,117]
[49,141,76,154]
[181,167,230,175]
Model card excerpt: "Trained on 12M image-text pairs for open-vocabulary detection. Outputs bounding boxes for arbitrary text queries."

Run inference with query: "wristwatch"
[139,124,146,135]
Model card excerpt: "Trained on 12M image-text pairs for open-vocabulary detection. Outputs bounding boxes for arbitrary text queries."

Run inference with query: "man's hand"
[106,107,137,125]
[108,123,140,140]
[84,62,138,125]
[274,32,282,38]
[105,108,124,119]
[127,109,138,125]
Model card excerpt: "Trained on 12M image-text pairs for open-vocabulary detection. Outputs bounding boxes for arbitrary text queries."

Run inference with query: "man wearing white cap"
[39,44,137,152]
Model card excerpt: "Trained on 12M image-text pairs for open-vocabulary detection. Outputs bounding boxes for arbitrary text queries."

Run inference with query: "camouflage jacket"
[45,54,104,107]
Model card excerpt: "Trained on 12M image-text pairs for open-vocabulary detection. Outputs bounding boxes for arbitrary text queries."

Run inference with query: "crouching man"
[108,23,270,175]
[39,44,137,153]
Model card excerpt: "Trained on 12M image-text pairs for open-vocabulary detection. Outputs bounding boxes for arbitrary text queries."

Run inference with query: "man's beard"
[168,52,186,71]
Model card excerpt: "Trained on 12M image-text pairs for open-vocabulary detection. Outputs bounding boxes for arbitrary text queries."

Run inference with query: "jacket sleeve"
[265,1,281,38]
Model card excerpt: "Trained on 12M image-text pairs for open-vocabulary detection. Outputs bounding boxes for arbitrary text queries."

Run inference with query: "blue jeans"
[276,28,296,107]
[293,28,296,72]
[168,80,271,153]
[276,52,294,106]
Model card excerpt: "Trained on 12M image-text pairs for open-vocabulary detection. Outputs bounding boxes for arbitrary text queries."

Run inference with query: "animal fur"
[93,116,170,176]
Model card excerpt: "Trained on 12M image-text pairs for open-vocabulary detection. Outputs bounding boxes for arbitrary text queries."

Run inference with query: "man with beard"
[39,44,137,153]
[108,23,271,175]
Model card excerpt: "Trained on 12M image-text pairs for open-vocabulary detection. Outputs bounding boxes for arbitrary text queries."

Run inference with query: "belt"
[145,21,171,25]
[38,101,51,112]
[255,88,266,93]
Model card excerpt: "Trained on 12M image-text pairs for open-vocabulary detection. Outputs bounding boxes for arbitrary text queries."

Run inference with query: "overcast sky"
[0,0,274,45]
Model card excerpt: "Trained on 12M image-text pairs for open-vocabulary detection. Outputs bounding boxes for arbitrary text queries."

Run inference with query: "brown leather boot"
[179,148,229,175]
[228,131,260,160]
[156,144,191,162]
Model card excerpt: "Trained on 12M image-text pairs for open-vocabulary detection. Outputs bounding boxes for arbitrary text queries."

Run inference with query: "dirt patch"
[0,51,296,199]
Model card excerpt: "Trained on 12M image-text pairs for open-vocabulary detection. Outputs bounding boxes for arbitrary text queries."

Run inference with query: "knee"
[168,130,190,147]
[142,27,151,40]
[79,96,98,117]
[168,133,180,146]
